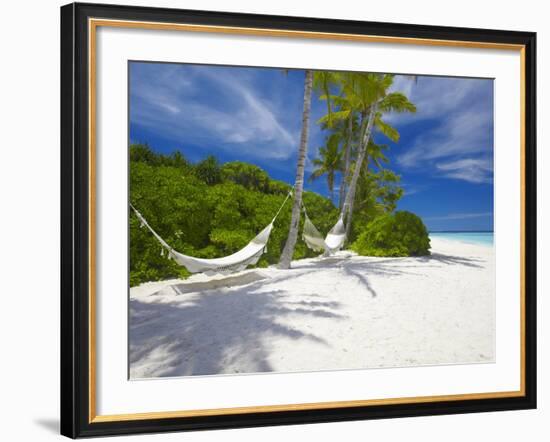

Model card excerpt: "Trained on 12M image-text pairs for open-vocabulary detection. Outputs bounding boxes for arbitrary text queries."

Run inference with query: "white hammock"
[302,210,327,252]
[131,191,292,275]
[324,215,346,253]
[302,206,346,255]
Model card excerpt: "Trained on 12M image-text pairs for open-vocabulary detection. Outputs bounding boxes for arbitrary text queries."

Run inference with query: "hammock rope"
[301,205,327,252]
[130,187,293,275]
[271,187,294,223]
[301,202,346,255]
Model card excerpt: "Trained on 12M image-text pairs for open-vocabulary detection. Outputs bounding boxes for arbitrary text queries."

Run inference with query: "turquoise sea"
[429,232,494,247]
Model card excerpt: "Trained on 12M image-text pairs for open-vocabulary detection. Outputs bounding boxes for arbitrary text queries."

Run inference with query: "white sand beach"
[129,237,495,379]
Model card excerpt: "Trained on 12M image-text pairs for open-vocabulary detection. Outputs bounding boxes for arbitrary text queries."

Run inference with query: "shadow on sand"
[130,279,345,378]
[130,250,486,378]
[419,252,486,268]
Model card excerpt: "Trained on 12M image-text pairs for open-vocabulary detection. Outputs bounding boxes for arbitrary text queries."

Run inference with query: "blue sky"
[129,61,494,231]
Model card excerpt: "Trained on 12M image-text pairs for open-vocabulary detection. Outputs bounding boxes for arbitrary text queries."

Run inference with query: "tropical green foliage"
[312,72,416,242]
[194,155,222,185]
[130,69,426,281]
[351,211,430,257]
[129,144,338,286]
[220,161,271,192]
[348,168,404,242]
[309,133,343,202]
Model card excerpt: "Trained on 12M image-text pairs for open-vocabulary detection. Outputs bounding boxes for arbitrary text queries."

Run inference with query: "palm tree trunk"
[337,173,345,210]
[344,185,357,240]
[278,70,313,269]
[340,112,367,219]
[341,103,378,241]
[328,173,334,203]
[338,115,353,210]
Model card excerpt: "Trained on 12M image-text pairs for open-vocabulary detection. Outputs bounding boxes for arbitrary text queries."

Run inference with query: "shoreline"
[429,233,494,248]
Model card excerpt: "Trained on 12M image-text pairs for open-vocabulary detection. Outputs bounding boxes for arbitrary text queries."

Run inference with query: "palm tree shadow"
[340,258,424,298]
[130,284,345,378]
[313,250,486,298]
[130,249,487,378]
[418,252,486,268]
[341,265,378,297]
[291,255,352,270]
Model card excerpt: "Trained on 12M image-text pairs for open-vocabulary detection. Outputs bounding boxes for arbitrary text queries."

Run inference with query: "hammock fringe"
[302,204,346,255]
[130,188,293,275]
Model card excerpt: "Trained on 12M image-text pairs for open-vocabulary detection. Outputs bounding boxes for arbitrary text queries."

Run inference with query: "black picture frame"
[61,2,537,438]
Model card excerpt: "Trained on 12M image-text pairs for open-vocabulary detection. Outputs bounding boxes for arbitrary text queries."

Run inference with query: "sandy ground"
[129,238,495,379]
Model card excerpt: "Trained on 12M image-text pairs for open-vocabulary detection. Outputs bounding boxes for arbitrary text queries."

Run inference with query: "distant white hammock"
[302,206,347,255]
[130,190,292,275]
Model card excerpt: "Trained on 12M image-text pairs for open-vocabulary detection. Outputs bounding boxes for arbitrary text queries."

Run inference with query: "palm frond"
[378,92,416,113]
[317,109,351,125]
[374,114,400,142]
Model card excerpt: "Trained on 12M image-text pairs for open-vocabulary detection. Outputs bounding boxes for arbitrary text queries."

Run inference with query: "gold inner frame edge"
[87,17,527,424]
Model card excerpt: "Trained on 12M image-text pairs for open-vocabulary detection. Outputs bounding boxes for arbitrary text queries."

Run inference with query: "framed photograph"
[60,2,536,438]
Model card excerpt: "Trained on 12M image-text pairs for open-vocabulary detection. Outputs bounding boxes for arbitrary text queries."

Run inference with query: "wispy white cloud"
[397,106,493,170]
[200,69,296,148]
[435,157,493,184]
[400,182,429,197]
[425,212,493,221]
[130,64,299,159]
[390,75,494,184]
[388,76,484,125]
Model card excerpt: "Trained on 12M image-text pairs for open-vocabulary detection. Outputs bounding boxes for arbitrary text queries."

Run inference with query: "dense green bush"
[351,211,430,257]
[220,161,270,192]
[347,169,404,244]
[194,155,222,185]
[129,144,339,286]
[130,143,191,170]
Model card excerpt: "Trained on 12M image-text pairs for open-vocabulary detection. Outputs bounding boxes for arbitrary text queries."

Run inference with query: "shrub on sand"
[351,211,430,257]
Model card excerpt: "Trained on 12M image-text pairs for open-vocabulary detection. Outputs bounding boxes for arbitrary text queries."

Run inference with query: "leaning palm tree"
[346,142,402,236]
[309,133,344,203]
[338,114,359,209]
[318,109,360,209]
[278,70,314,269]
[318,79,356,209]
[313,71,339,125]
[339,73,416,239]
[318,74,390,211]
[331,112,360,209]
[339,139,388,238]
[318,72,403,211]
